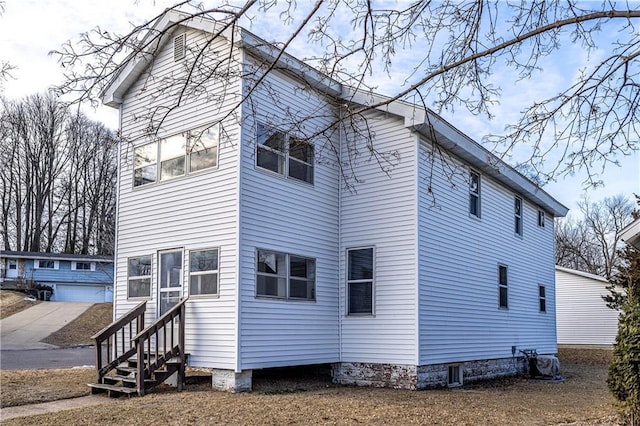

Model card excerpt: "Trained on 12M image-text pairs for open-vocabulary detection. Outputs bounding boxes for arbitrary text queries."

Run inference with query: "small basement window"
[448,364,463,387]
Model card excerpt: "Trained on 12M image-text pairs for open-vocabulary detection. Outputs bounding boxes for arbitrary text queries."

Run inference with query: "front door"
[158,249,183,316]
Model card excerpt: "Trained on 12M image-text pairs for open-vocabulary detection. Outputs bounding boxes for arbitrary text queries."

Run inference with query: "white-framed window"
[127,255,152,299]
[256,249,315,301]
[35,260,58,270]
[189,248,219,296]
[72,261,95,271]
[347,247,374,315]
[498,264,508,309]
[256,123,314,184]
[514,196,523,236]
[539,285,546,313]
[8,259,17,270]
[538,210,546,228]
[133,124,220,187]
[448,364,463,387]
[469,170,480,217]
[133,142,157,187]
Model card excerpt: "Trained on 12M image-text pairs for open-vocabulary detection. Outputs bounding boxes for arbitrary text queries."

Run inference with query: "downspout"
[234,46,245,374]
[338,103,344,363]
[113,104,123,324]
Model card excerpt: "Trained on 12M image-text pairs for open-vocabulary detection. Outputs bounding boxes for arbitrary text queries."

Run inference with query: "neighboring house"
[0,251,114,303]
[555,266,619,346]
[100,11,568,391]
[621,217,640,250]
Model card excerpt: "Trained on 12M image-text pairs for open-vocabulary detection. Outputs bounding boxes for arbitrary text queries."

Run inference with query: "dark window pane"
[190,273,218,295]
[128,256,151,277]
[289,139,313,162]
[257,146,284,174]
[348,248,373,280]
[499,287,508,308]
[161,156,185,180]
[38,260,55,269]
[469,194,479,216]
[190,250,218,273]
[288,159,313,183]
[290,279,314,300]
[499,266,508,285]
[260,132,285,152]
[539,286,545,298]
[128,278,151,298]
[258,251,284,274]
[290,257,314,279]
[349,281,372,314]
[257,275,286,297]
[540,298,546,312]
[190,145,217,172]
[134,165,157,186]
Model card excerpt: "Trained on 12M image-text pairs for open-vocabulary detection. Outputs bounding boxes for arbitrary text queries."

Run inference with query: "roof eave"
[621,217,640,250]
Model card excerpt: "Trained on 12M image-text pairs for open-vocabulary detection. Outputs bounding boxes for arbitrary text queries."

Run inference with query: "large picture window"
[189,249,219,296]
[256,249,315,300]
[133,124,220,187]
[347,247,374,315]
[128,255,152,299]
[256,123,314,184]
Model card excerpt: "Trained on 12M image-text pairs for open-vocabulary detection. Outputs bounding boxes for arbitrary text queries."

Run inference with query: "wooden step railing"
[131,298,188,396]
[91,301,147,388]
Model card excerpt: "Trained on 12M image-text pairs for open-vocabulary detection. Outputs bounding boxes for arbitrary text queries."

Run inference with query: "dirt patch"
[0,349,619,425]
[0,290,40,319]
[41,303,113,347]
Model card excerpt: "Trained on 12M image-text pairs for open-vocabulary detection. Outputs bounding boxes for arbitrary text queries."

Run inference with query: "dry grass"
[41,303,113,347]
[0,290,39,319]
[1,348,619,425]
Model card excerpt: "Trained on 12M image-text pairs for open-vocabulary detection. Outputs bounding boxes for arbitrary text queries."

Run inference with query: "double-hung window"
[539,285,546,313]
[256,250,315,301]
[128,255,152,299]
[537,210,546,228]
[514,196,523,236]
[498,264,508,309]
[469,171,480,217]
[189,249,219,296]
[347,247,374,315]
[133,124,220,187]
[256,123,314,184]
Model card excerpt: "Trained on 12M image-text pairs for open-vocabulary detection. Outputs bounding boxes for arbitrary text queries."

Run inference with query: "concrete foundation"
[211,369,253,392]
[333,357,530,389]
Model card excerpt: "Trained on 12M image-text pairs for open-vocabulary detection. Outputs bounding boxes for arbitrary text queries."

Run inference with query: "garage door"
[53,284,106,303]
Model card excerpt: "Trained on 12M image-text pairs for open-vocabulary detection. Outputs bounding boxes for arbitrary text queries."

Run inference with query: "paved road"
[1,346,103,370]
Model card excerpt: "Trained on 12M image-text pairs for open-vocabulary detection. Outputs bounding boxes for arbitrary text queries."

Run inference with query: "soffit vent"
[174,33,186,61]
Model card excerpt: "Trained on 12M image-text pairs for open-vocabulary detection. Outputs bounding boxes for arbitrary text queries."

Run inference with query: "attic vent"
[174,33,186,61]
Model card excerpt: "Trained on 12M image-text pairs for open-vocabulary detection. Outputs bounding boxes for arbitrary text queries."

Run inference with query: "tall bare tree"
[51,1,640,187]
[555,194,636,279]
[0,94,117,255]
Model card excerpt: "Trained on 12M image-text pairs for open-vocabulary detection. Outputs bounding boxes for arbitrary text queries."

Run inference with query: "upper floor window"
[133,124,220,187]
[8,259,17,270]
[256,123,314,184]
[514,196,523,236]
[128,255,152,299]
[35,260,58,270]
[469,170,480,217]
[189,248,219,296]
[256,249,315,301]
[498,264,508,309]
[72,261,94,271]
[347,247,374,315]
[538,210,546,228]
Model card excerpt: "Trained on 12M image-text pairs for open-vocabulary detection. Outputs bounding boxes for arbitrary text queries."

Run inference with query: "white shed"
[555,266,619,346]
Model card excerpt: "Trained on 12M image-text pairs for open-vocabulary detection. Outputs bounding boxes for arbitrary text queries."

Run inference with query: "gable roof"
[102,10,568,218]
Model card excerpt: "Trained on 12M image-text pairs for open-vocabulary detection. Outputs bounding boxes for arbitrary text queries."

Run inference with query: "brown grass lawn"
[41,303,113,347]
[0,290,39,319]
[0,348,619,425]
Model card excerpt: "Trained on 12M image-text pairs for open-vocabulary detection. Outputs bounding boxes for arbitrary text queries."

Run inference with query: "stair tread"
[88,383,139,394]
[104,374,156,383]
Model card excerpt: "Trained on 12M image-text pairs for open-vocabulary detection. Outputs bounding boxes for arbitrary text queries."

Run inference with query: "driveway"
[1,302,93,350]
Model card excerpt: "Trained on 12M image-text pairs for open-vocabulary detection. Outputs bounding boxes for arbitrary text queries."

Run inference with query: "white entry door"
[158,249,183,316]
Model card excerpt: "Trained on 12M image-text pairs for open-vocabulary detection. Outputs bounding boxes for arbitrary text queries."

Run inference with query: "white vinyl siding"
[238,64,340,369]
[418,140,557,365]
[340,111,417,365]
[115,27,241,370]
[555,267,618,345]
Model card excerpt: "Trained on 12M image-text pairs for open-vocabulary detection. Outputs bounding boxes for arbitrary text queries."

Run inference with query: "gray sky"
[1,0,638,214]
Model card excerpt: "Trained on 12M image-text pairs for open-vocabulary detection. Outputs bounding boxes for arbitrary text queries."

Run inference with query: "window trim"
[34,260,59,270]
[188,247,220,298]
[255,249,316,302]
[127,255,152,300]
[498,264,508,310]
[537,209,546,228]
[71,261,95,271]
[255,122,315,185]
[469,170,481,218]
[514,196,523,237]
[346,246,375,317]
[538,284,547,313]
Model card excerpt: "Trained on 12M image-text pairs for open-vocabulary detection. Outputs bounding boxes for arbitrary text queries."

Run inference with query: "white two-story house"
[101,11,568,391]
